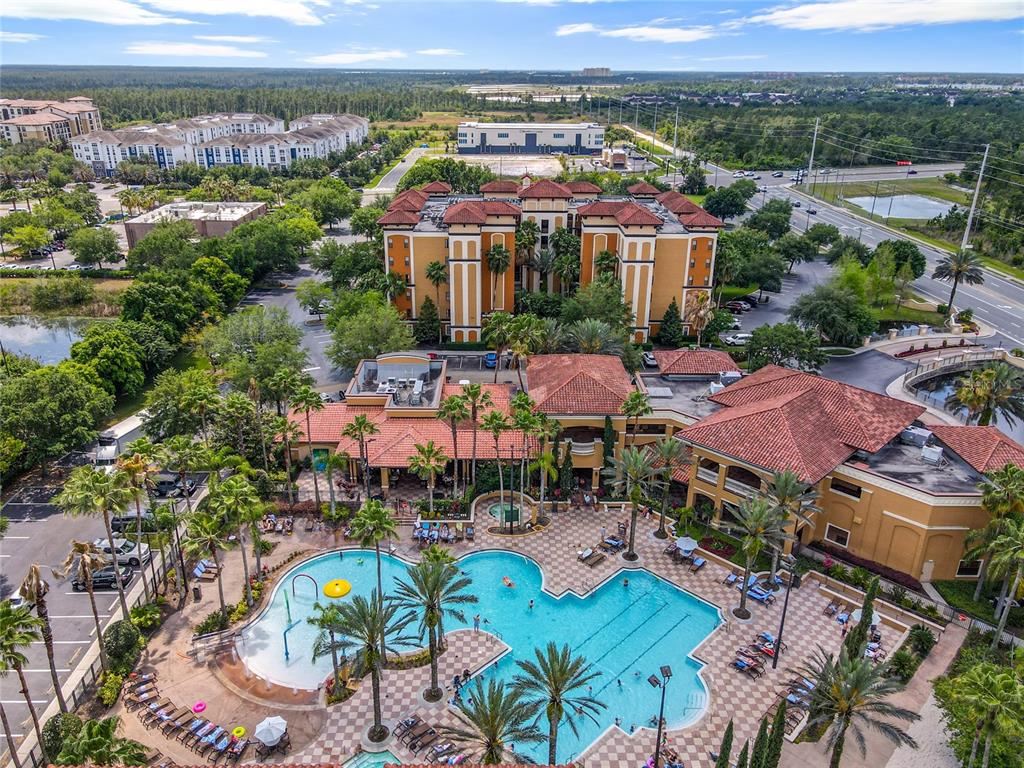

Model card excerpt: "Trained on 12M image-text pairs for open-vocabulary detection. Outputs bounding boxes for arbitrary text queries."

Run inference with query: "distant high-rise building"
[581,67,612,77]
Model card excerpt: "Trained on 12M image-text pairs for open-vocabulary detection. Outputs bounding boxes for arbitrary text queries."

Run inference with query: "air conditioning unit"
[719,372,742,386]
[921,445,944,465]
[901,427,932,447]
[708,382,726,395]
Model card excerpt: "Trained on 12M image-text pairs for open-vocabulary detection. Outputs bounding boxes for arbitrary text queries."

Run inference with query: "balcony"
[723,478,759,497]
[696,468,719,486]
[569,439,603,469]
[570,439,599,456]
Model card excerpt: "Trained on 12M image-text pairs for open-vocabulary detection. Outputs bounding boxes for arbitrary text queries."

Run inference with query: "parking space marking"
[3,536,30,539]
[49,614,110,619]
[302,366,322,372]
[23,669,71,673]
[1,700,48,704]
[33,640,91,644]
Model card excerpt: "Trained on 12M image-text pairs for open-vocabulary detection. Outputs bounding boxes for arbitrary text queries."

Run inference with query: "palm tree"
[324,451,350,518]
[426,260,449,344]
[291,385,326,508]
[952,662,1018,768]
[381,271,408,304]
[183,511,233,618]
[594,249,618,276]
[158,435,207,516]
[438,395,470,494]
[567,319,624,355]
[987,516,1024,650]
[650,437,692,539]
[116,452,159,601]
[0,601,44,743]
[55,466,134,621]
[603,447,659,561]
[482,410,511,515]
[792,645,919,768]
[54,541,110,672]
[1,695,20,768]
[54,716,146,766]
[334,592,416,741]
[531,450,558,526]
[515,220,539,267]
[486,243,512,310]
[18,565,67,712]
[723,496,795,618]
[511,393,538,515]
[968,463,1024,601]
[394,561,478,701]
[272,416,304,505]
[350,499,398,617]
[531,249,557,292]
[308,602,346,693]
[537,317,568,353]
[462,383,494,484]
[509,315,545,390]
[343,413,380,499]
[408,441,448,517]
[949,363,1024,428]
[180,373,220,446]
[932,249,984,317]
[764,469,821,578]
[553,252,581,296]
[512,643,606,765]
[684,291,717,347]
[443,677,544,764]
[208,475,261,607]
[621,390,653,449]
[483,312,514,384]
[248,377,271,471]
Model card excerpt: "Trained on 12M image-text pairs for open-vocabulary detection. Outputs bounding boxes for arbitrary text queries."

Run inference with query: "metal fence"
[16,543,180,768]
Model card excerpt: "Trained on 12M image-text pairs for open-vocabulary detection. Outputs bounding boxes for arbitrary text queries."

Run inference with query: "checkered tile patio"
[284,504,904,768]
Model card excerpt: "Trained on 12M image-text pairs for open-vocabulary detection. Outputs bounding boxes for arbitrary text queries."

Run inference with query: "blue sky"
[2,1,1022,73]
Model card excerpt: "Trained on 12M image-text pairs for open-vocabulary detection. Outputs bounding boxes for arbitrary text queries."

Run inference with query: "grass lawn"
[685,194,706,206]
[933,579,1023,634]
[822,347,856,355]
[874,299,946,327]
[980,256,1024,281]
[718,284,756,302]
[105,347,209,426]
[810,177,971,207]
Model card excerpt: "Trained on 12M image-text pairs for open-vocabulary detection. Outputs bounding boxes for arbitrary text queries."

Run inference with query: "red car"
[725,300,752,313]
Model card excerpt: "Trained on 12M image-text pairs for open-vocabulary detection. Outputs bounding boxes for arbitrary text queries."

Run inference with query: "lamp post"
[772,555,797,670]
[648,665,673,768]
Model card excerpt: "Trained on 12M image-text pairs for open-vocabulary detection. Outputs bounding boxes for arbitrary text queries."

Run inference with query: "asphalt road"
[748,185,1024,346]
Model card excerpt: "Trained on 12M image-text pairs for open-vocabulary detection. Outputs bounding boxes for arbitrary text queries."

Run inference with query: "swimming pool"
[238,549,720,763]
[342,749,400,768]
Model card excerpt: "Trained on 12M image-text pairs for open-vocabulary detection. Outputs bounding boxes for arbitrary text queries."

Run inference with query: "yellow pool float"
[323,579,352,598]
[232,726,246,739]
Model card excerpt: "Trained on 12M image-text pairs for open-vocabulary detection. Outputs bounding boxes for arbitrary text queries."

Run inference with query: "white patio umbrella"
[675,536,699,552]
[851,608,863,624]
[254,715,287,746]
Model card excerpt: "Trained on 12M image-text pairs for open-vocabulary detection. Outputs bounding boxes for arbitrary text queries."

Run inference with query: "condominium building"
[70,113,369,176]
[456,122,604,154]
[0,96,102,144]
[377,179,724,342]
[123,201,267,249]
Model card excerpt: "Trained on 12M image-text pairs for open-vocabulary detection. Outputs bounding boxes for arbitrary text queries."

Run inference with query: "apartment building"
[524,351,1024,583]
[0,96,102,144]
[456,122,604,154]
[377,179,724,343]
[70,113,369,176]
[123,201,267,249]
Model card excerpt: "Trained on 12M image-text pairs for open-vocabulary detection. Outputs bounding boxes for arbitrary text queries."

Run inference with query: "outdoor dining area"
[663,535,707,573]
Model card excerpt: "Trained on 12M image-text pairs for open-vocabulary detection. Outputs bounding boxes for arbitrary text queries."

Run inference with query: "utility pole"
[634,102,639,129]
[961,143,990,252]
[806,116,819,190]
[619,100,623,125]
[671,105,680,187]
[652,101,659,136]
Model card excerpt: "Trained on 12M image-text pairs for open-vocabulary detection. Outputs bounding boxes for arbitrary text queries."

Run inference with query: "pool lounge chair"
[722,570,741,585]
[736,573,759,592]
[402,723,433,744]
[193,564,218,582]
[466,525,475,541]
[756,631,788,650]
[125,689,160,710]
[136,697,171,721]
[689,557,706,573]
[395,716,421,737]
[172,718,207,740]
[183,722,217,748]
[200,732,232,759]
[577,548,605,567]
[732,658,764,678]
[747,587,777,605]
[194,727,225,755]
[177,719,210,743]
[836,609,851,624]
[823,600,839,616]
[158,709,196,734]
[411,732,441,754]
[149,706,190,731]
[225,738,248,764]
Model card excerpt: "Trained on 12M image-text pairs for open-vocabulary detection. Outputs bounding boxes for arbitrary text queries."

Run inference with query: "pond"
[0,316,94,363]
[913,370,1024,444]
[847,194,955,220]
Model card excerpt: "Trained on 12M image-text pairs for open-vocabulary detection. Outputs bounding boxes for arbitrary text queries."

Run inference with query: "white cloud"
[559,22,715,43]
[5,0,192,25]
[416,48,464,56]
[306,49,407,65]
[125,41,267,57]
[195,35,276,43]
[0,31,46,43]
[748,0,1024,32]
[699,54,766,61]
[145,0,329,25]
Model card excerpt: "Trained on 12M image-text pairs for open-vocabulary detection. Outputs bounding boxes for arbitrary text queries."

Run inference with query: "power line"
[813,135,971,166]
[815,124,985,155]
[976,212,1024,234]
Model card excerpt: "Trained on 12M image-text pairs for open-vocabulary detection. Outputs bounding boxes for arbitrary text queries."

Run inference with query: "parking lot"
[0,459,205,761]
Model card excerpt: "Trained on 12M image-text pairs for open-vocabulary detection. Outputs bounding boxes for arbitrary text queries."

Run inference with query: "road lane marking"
[302,366,322,372]
[1,700,48,704]
[49,614,110,619]
[33,640,91,644]
[3,536,30,539]
[23,669,71,673]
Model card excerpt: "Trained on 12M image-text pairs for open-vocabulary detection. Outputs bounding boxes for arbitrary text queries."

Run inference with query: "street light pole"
[772,556,796,670]
[648,665,673,768]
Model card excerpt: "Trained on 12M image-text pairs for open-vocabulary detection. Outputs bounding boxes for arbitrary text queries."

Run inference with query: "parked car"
[72,564,133,592]
[484,352,498,369]
[724,333,754,346]
[93,537,151,568]
[744,294,767,306]
[110,511,157,534]
[771,171,784,178]
[728,317,742,330]
[642,352,658,368]
[725,300,753,313]
[6,591,34,611]
[153,474,196,497]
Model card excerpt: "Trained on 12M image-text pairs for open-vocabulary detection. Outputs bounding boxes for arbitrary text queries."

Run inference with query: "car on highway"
[808,208,818,215]
[744,171,756,177]
[72,564,133,592]
[93,537,151,567]
[724,333,754,346]
[771,171,784,178]
[792,200,801,207]
[732,171,745,178]
[907,169,918,175]
[484,352,498,369]
[642,352,658,368]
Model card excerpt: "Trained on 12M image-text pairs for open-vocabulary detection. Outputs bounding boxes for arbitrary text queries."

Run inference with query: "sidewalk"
[781,624,965,768]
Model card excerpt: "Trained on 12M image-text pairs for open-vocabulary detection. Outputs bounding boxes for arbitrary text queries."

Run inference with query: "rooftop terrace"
[129,201,265,224]
[855,435,985,495]
[347,355,445,409]
[640,374,726,421]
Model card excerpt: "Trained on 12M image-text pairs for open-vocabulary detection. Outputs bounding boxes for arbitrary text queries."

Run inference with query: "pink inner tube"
[193,701,206,713]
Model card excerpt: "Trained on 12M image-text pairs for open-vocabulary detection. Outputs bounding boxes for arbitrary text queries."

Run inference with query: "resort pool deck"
[239,549,720,763]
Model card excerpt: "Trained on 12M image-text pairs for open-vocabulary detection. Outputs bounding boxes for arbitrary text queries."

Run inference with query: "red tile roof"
[930,426,1024,473]
[442,200,520,225]
[653,349,740,376]
[656,190,702,214]
[627,181,662,196]
[389,189,429,211]
[576,200,662,227]
[708,365,924,453]
[519,179,573,199]
[527,354,637,415]
[480,180,520,194]
[377,209,421,226]
[566,181,602,194]
[681,389,857,483]
[420,180,453,194]
[577,200,627,217]
[678,209,726,229]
